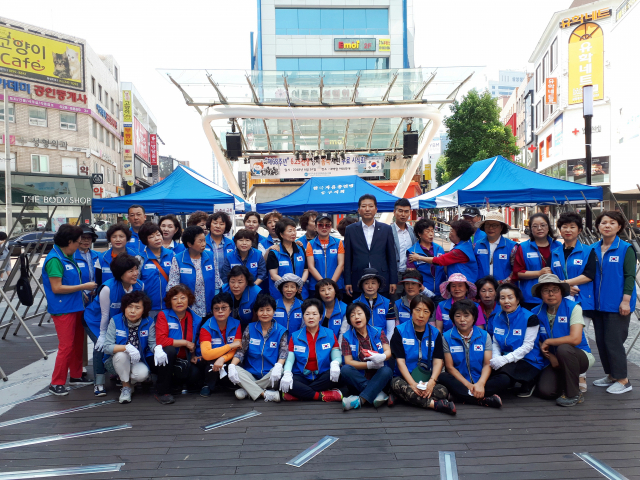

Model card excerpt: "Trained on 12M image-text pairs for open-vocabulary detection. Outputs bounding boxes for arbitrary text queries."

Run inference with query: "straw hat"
[531,273,570,299]
[478,211,509,232]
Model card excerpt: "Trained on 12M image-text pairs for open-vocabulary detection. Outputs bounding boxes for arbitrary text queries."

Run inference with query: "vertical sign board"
[149,134,158,166]
[122,91,134,185]
[568,23,604,105]
[546,78,557,105]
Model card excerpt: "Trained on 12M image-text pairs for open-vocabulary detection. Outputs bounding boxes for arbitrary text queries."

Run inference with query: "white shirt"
[394,223,412,272]
[362,220,376,250]
[489,239,500,276]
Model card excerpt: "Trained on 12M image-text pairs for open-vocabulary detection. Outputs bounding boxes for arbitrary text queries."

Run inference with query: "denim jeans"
[340,364,393,404]
[82,319,106,384]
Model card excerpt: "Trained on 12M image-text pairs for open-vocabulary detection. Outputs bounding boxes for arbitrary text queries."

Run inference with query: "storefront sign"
[21,195,91,205]
[0,78,30,94]
[546,78,557,105]
[250,153,385,179]
[92,186,104,198]
[0,135,15,145]
[95,103,117,130]
[560,8,611,28]
[123,126,133,146]
[79,164,90,175]
[568,23,604,105]
[0,92,90,114]
[0,26,85,91]
[122,90,132,123]
[34,85,87,103]
[133,116,149,162]
[238,171,248,196]
[567,156,609,184]
[378,39,390,52]
[149,134,158,166]
[123,158,134,183]
[334,39,376,51]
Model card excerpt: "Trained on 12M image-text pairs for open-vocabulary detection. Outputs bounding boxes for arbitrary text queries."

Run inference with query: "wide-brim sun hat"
[275,273,303,290]
[357,267,386,290]
[478,211,509,232]
[440,273,477,299]
[531,273,570,299]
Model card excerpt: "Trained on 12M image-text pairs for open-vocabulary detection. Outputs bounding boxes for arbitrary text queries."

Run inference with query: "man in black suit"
[344,194,398,298]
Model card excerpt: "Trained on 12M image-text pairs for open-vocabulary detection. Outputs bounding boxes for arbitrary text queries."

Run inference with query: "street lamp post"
[583,85,593,231]
[3,87,12,233]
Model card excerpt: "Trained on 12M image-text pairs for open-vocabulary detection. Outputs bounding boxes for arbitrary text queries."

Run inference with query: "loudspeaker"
[226,132,242,159]
[403,131,419,156]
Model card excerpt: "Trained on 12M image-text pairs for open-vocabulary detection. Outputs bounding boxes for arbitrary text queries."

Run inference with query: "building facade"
[487,70,527,98]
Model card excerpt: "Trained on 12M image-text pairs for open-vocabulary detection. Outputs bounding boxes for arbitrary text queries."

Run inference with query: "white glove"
[270,363,283,388]
[279,370,293,393]
[367,361,383,370]
[367,353,386,364]
[490,355,508,370]
[125,343,140,364]
[153,345,168,366]
[228,364,240,384]
[421,287,436,298]
[94,334,106,352]
[219,365,227,379]
[330,360,341,382]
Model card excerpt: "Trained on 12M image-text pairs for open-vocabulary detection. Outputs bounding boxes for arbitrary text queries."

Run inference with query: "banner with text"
[250,154,385,179]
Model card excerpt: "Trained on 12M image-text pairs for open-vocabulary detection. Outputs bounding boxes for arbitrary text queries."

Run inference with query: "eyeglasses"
[532,224,548,230]
[213,306,229,312]
[541,287,561,294]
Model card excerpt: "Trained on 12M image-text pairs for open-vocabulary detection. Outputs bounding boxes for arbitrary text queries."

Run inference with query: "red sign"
[149,134,158,166]
[34,85,87,104]
[546,78,557,105]
[93,186,104,198]
[133,116,149,162]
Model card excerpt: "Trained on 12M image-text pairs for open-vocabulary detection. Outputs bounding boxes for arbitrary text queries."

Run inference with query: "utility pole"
[583,85,593,230]
[3,88,12,233]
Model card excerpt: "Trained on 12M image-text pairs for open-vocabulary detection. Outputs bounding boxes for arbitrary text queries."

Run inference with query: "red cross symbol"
[528,145,537,153]
[572,128,580,135]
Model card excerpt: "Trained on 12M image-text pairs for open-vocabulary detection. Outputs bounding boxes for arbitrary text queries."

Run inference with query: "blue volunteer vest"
[221,283,262,328]
[343,324,386,378]
[200,316,241,350]
[225,248,263,283]
[394,321,440,376]
[593,237,637,313]
[550,242,594,310]
[42,246,84,315]
[354,293,390,331]
[475,235,516,282]
[274,297,303,339]
[73,249,99,284]
[259,234,277,249]
[322,300,347,337]
[290,326,336,380]
[205,235,235,256]
[471,228,487,248]
[244,320,287,378]
[308,236,344,290]
[105,313,154,366]
[175,249,217,315]
[447,240,478,283]
[519,237,562,305]
[83,278,144,337]
[269,247,306,300]
[483,302,502,337]
[127,230,144,253]
[394,297,413,324]
[438,298,482,333]
[406,242,445,294]
[96,246,138,283]
[444,326,488,384]
[533,299,590,357]
[492,305,544,370]
[140,247,174,311]
[161,308,203,356]
[169,241,186,255]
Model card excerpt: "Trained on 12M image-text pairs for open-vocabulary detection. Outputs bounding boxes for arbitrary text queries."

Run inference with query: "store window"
[542,97,548,123]
[61,157,78,175]
[31,154,49,173]
[0,102,15,122]
[101,165,105,179]
[277,57,389,71]
[535,101,542,128]
[107,168,111,184]
[100,126,104,143]
[543,53,549,84]
[98,85,102,102]
[28,107,47,127]
[114,66,118,82]
[550,38,558,72]
[91,77,96,95]
[104,92,109,109]
[60,111,77,131]
[546,134,552,159]
[535,64,541,91]
[111,98,115,114]
[275,8,388,35]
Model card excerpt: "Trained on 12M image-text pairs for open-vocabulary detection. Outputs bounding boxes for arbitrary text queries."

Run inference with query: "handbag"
[410,324,433,383]
[172,316,191,381]
[16,254,34,306]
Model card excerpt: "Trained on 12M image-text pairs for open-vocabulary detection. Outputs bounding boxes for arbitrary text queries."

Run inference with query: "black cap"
[462,207,481,217]
[316,212,332,223]
[80,225,98,241]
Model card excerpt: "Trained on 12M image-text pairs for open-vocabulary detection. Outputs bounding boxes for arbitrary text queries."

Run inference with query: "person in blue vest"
[435,273,486,333]
[221,265,262,329]
[102,291,155,404]
[274,274,304,338]
[591,211,637,395]
[227,295,288,402]
[260,211,282,252]
[461,207,487,247]
[267,217,308,300]
[297,210,318,249]
[152,284,205,405]
[352,268,396,339]
[126,204,147,253]
[490,283,545,398]
[513,213,562,311]
[204,212,235,296]
[74,225,100,303]
[438,299,508,408]
[159,214,185,255]
[530,275,595,406]
[279,298,345,402]
[95,223,137,283]
[306,212,345,296]
[84,253,144,396]
[475,276,501,336]
[419,220,479,283]
[474,211,517,283]
[167,226,216,318]
[221,228,267,286]
[315,278,348,341]
[340,302,393,411]
[406,218,445,303]
[138,222,174,317]
[43,224,97,396]
[242,211,266,252]
[389,295,455,414]
[394,270,433,326]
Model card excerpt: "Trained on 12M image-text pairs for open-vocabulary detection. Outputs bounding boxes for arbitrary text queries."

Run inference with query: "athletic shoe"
[282,392,299,401]
[320,389,343,402]
[433,399,456,415]
[516,384,536,398]
[342,395,361,411]
[579,374,587,393]
[93,385,106,397]
[119,387,132,404]
[69,373,93,385]
[387,392,396,407]
[556,393,584,407]
[479,394,502,408]
[235,388,248,400]
[155,394,175,405]
[373,391,389,408]
[48,384,68,396]
[264,390,280,402]
[200,386,211,397]
[593,376,616,387]
[607,381,632,395]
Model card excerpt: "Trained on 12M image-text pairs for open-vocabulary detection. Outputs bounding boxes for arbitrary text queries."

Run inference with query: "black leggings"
[148,346,205,395]
[438,372,510,400]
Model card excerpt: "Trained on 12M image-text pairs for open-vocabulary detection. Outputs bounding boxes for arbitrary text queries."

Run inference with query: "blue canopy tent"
[414,156,603,208]
[256,175,402,215]
[92,165,253,214]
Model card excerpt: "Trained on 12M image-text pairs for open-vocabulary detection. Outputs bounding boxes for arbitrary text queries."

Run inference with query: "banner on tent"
[250,154,385,179]
[214,204,234,215]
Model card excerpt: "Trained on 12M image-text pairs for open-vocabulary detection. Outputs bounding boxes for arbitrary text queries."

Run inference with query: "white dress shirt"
[489,238,500,276]
[362,220,376,249]
[394,223,412,272]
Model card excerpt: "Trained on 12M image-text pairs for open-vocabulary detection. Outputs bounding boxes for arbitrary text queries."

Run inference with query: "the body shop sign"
[133,116,148,161]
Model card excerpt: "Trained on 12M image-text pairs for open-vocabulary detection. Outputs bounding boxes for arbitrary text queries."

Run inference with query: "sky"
[2,0,571,181]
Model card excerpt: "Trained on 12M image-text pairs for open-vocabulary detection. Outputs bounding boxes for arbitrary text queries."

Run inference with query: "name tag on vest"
[128,238,136,243]
[474,344,483,351]
[144,264,156,269]
[230,263,241,268]
[111,302,121,309]
[450,346,464,353]
[399,312,410,318]
[212,338,222,345]
[558,316,568,323]
[610,256,619,262]
[270,342,277,348]
[350,344,356,352]
[180,268,192,274]
[274,311,284,317]
[65,264,74,271]
[250,262,258,268]
[313,249,323,255]
[329,249,337,254]
[442,314,450,320]
[243,309,251,314]
[279,261,288,266]
[513,329,522,335]
[499,254,507,260]
[164,261,171,267]
[77,262,86,267]
[294,345,306,353]
[250,338,261,345]
[205,265,213,271]
[553,261,561,267]
[402,338,415,345]
[527,252,538,259]
[377,308,385,314]
[540,326,547,334]
[168,322,180,330]
[494,327,505,335]
[140,330,148,337]
[102,267,111,273]
[321,343,331,350]
[116,329,127,337]
[477,249,488,255]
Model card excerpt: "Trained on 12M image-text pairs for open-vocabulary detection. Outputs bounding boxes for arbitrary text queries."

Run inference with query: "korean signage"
[0,25,85,91]
[250,153,384,179]
[122,90,132,123]
[0,78,30,93]
[568,23,604,105]
[34,85,87,103]
[560,8,611,28]
[238,171,248,196]
[334,39,376,51]
[0,91,90,114]
[149,134,158,166]
[545,78,557,105]
[95,103,117,130]
[378,39,390,52]
[617,0,638,21]
[133,116,149,162]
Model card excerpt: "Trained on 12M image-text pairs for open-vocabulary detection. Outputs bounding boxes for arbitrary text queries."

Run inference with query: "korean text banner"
[133,116,149,162]
[250,154,384,179]
[568,23,603,105]
[0,25,84,91]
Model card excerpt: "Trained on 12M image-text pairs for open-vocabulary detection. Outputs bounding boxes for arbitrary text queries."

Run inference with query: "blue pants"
[340,364,393,404]
[82,319,106,383]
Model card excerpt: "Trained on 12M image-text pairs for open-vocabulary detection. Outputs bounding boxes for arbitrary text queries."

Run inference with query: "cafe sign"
[334,38,376,51]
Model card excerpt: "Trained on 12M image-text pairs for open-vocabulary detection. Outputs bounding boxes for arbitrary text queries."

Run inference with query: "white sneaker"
[593,376,615,387]
[264,390,281,402]
[607,381,632,395]
[119,387,132,404]
[235,388,248,400]
[373,391,389,408]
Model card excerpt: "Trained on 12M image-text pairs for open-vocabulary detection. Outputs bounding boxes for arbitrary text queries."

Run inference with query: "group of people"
[43,198,636,415]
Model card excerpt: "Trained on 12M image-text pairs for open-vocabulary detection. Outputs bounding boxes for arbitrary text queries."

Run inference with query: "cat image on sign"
[52,52,70,78]
[65,47,81,81]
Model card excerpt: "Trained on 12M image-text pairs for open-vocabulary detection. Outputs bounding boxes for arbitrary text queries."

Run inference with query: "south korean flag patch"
[513,329,522,336]
[473,344,483,351]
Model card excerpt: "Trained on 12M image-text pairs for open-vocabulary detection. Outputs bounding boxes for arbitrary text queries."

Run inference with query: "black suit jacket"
[344,221,398,293]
